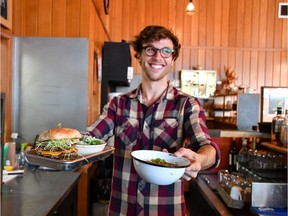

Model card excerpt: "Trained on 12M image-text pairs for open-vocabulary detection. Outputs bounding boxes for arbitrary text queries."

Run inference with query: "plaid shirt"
[87,82,220,216]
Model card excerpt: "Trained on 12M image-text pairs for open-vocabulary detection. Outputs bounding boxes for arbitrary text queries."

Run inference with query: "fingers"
[162,148,169,153]
[181,169,198,181]
[181,173,192,181]
[174,147,197,161]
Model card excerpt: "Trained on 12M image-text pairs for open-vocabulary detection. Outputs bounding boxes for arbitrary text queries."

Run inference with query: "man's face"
[139,38,174,82]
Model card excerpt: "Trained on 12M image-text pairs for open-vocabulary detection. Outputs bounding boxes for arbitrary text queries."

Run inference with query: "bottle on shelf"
[237,138,249,170]
[271,107,284,146]
[280,109,288,147]
[229,138,237,173]
[248,137,257,169]
[18,143,27,169]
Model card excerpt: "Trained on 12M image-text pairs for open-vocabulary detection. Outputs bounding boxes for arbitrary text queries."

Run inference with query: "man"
[87,25,220,216]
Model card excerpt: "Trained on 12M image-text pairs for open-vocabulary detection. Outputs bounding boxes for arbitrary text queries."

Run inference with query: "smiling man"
[87,25,220,216]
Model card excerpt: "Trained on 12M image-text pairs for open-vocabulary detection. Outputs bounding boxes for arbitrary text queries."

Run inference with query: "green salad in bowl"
[79,136,105,145]
[76,136,106,155]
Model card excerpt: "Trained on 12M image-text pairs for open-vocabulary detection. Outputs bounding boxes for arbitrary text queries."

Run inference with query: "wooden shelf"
[214,120,236,126]
[261,142,288,154]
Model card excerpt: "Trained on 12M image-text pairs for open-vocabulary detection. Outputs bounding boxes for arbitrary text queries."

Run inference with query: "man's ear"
[138,56,142,64]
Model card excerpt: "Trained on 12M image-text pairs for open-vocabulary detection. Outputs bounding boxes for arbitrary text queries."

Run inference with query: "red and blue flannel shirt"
[87,81,220,216]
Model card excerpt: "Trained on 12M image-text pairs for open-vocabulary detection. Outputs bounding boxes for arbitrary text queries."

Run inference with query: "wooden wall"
[12,0,287,94]
[0,28,13,142]
[3,0,287,141]
[107,0,288,93]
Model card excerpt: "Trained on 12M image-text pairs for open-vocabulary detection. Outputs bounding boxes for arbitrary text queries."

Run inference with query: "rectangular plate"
[25,146,114,171]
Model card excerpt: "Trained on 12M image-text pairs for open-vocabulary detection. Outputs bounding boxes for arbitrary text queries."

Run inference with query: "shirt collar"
[128,81,177,103]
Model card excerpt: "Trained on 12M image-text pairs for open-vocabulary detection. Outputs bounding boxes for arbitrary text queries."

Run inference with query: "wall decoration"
[261,87,288,122]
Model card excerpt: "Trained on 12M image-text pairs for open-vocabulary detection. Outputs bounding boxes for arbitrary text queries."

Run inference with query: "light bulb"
[186,1,196,16]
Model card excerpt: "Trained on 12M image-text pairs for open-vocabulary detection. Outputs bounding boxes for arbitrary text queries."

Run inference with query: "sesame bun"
[38,128,82,141]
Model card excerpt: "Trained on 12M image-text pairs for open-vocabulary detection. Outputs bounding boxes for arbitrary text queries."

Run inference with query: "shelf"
[212,93,259,130]
[261,142,288,154]
[214,108,235,111]
[213,93,238,97]
[214,120,236,126]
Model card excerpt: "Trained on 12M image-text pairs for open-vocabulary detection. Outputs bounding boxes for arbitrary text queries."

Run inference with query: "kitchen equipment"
[101,41,132,110]
[251,182,287,215]
[12,37,89,144]
[216,183,245,209]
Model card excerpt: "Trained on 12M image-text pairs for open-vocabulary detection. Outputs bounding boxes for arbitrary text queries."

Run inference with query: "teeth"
[151,64,163,69]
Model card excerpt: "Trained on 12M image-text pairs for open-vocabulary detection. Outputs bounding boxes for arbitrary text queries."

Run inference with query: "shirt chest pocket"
[153,118,179,148]
[116,117,139,146]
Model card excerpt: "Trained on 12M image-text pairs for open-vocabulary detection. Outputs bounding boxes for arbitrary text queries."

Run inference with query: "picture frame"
[278,2,288,18]
[260,87,288,122]
[0,0,12,29]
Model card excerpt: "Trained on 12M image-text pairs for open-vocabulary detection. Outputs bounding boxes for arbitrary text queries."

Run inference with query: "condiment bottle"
[229,138,237,173]
[237,138,248,170]
[18,143,27,169]
[248,138,257,169]
[271,107,284,146]
[280,109,288,147]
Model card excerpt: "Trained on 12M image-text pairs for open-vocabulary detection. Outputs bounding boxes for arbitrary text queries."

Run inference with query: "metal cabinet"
[213,93,260,130]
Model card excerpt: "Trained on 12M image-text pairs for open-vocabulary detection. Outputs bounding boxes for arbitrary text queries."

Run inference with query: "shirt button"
[138,183,144,190]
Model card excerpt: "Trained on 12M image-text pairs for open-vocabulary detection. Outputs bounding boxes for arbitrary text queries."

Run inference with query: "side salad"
[79,135,105,145]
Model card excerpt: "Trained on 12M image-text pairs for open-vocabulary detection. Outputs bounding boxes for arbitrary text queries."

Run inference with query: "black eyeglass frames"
[143,46,174,58]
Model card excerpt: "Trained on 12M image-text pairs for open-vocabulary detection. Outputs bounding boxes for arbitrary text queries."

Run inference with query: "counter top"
[2,169,81,216]
[209,130,270,138]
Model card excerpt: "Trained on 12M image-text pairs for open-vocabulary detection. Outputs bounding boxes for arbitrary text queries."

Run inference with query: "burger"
[35,128,82,160]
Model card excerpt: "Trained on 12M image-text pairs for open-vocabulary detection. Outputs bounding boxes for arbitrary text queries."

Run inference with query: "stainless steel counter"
[2,169,81,216]
[209,130,270,138]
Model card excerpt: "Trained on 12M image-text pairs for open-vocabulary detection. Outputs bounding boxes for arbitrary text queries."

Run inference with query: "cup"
[230,186,242,200]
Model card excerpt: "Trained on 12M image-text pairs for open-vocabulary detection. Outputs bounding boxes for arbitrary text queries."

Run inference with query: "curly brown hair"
[132,25,181,61]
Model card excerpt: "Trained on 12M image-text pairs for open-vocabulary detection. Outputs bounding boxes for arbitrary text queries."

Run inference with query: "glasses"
[143,46,174,58]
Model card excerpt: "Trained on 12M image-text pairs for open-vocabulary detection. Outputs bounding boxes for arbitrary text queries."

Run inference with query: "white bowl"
[75,142,107,155]
[131,150,191,185]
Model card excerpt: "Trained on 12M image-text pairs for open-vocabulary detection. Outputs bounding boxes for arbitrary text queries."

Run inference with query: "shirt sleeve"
[184,97,221,169]
[86,97,117,141]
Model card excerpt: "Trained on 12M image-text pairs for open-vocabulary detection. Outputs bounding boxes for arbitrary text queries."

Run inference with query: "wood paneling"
[7,0,288,129]
[107,0,287,92]
[0,29,13,143]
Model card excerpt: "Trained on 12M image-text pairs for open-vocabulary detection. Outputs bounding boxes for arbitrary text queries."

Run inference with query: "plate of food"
[25,128,113,170]
[131,150,191,185]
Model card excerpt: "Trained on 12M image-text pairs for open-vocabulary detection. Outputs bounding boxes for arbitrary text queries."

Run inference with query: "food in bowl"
[35,128,81,160]
[131,150,191,185]
[148,158,177,167]
[75,136,107,155]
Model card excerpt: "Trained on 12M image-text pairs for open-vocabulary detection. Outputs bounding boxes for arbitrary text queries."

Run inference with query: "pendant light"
[186,0,196,15]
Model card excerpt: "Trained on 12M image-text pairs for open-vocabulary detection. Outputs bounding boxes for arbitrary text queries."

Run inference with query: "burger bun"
[38,128,82,141]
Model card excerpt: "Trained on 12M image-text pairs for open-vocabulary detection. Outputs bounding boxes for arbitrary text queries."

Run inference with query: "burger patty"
[36,147,78,160]
[35,138,79,160]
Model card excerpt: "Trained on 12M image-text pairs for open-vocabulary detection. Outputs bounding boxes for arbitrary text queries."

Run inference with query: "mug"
[230,186,242,200]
